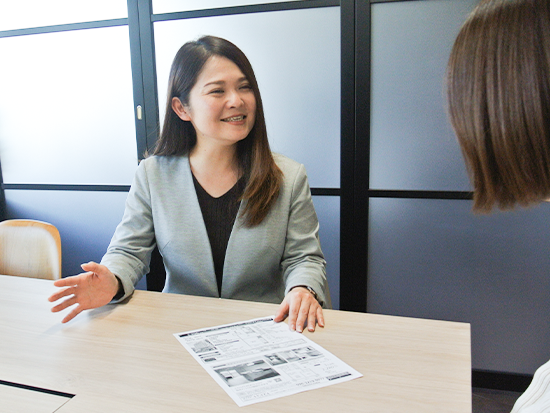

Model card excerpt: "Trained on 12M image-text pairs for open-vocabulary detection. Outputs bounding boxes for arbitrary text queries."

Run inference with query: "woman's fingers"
[280,287,323,333]
[48,285,75,303]
[50,294,78,313]
[62,304,83,324]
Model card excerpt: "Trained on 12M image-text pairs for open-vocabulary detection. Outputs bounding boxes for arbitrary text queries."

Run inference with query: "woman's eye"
[209,89,224,94]
[240,84,252,90]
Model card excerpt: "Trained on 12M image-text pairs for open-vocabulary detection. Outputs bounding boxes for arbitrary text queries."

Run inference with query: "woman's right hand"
[48,262,120,323]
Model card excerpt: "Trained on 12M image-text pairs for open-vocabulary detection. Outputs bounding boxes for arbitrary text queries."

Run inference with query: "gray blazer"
[101,153,330,307]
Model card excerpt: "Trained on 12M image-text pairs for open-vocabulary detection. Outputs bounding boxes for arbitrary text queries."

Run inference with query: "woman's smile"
[221,115,246,122]
[174,55,257,147]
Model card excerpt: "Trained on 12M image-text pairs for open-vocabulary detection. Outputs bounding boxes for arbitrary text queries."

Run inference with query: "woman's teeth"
[222,115,245,122]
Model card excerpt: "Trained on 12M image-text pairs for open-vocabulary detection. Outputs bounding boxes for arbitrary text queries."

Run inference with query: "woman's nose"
[226,90,244,107]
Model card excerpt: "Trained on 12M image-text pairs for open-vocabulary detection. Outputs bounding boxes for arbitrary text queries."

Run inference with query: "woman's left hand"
[274,287,324,333]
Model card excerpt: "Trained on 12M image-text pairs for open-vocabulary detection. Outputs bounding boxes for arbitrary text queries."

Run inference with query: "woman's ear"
[172,97,191,121]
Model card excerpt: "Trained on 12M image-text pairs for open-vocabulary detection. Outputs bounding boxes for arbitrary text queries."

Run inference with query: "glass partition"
[313,196,340,309]
[5,189,128,278]
[368,197,550,374]
[0,26,137,185]
[153,0,303,14]
[153,7,341,188]
[369,0,476,191]
[0,1,127,31]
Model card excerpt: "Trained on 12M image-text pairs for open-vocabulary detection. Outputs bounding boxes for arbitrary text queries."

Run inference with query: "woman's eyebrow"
[204,76,249,87]
[203,80,225,88]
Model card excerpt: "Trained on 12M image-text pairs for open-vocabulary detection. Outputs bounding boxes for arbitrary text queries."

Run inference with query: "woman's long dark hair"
[153,36,282,226]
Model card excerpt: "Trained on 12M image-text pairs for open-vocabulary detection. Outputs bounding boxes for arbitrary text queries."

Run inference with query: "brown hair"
[446,0,550,211]
[153,36,282,226]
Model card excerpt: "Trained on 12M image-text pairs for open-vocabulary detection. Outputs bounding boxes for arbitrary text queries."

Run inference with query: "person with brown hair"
[447,0,550,212]
[447,0,550,410]
[48,36,330,332]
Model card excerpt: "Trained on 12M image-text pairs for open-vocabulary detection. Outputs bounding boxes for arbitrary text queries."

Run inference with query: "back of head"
[447,0,550,211]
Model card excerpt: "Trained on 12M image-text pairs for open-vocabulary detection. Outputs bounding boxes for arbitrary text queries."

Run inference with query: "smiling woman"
[48,35,331,332]
[171,56,257,197]
[153,36,279,225]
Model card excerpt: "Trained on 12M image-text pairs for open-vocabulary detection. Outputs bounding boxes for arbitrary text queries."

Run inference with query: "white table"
[0,274,471,412]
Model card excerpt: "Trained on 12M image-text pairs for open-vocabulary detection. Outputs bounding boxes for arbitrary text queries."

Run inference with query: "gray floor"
[473,388,522,413]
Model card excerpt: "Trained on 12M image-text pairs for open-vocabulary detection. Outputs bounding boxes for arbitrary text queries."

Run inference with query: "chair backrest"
[0,219,62,280]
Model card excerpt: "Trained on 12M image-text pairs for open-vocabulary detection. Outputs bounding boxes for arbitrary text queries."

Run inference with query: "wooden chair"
[0,219,62,280]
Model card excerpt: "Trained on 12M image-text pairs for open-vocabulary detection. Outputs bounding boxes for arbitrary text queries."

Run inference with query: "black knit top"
[192,174,245,295]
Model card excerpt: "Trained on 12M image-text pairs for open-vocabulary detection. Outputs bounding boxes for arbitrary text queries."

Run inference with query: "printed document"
[174,316,362,406]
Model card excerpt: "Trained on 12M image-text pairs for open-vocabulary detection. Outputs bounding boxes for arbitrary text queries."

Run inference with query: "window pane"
[154,7,341,188]
[313,196,340,309]
[5,189,127,278]
[0,27,138,185]
[0,1,127,31]
[153,0,303,14]
[368,197,550,375]
[369,0,476,191]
